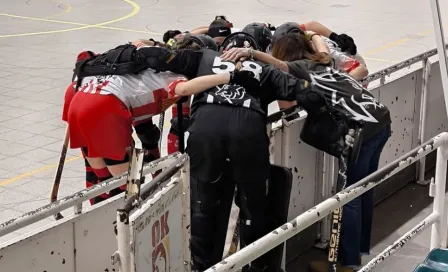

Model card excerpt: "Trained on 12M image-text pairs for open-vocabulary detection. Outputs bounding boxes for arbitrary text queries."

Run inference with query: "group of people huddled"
[62,15,392,272]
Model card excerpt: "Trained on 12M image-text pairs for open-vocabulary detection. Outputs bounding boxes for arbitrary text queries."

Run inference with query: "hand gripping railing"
[205,132,448,272]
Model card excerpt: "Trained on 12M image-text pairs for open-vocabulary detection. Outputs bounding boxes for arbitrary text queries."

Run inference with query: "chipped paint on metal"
[362,44,448,84]
[358,213,438,272]
[0,152,182,237]
[204,133,448,272]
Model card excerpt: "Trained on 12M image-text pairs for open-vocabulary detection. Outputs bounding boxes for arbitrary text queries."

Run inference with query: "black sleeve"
[260,65,310,101]
[168,49,203,79]
[285,60,312,81]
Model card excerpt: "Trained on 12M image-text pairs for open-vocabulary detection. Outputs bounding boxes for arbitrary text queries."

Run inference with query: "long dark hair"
[271,33,331,64]
[170,33,202,50]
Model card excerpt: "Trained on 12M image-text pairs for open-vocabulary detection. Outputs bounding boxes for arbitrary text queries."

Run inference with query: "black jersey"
[166,49,310,117]
[287,60,391,140]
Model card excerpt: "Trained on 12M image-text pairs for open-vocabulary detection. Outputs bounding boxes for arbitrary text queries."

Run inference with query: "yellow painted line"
[364,23,448,58]
[363,57,397,63]
[0,156,82,187]
[0,12,159,35]
[364,38,410,56]
[0,0,156,38]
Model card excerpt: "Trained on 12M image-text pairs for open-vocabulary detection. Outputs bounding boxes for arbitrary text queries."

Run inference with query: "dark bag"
[295,78,363,161]
[72,44,148,89]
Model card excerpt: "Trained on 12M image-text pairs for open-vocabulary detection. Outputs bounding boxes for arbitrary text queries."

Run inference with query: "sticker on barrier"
[130,176,188,272]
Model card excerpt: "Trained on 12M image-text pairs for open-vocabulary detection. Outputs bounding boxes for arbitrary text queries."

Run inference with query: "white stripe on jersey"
[79,70,186,110]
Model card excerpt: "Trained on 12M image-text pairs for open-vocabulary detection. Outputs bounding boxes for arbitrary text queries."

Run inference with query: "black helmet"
[272,22,304,46]
[191,34,219,51]
[221,32,260,52]
[241,23,273,52]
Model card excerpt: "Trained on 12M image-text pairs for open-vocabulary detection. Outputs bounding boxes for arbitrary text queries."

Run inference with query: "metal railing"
[0,152,183,238]
[205,132,448,272]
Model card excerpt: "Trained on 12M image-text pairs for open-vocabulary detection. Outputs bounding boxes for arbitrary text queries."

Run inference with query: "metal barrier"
[115,153,191,272]
[205,132,448,272]
[0,152,183,238]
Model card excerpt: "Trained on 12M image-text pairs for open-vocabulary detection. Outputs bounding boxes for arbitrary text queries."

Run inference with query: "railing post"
[417,58,432,185]
[430,145,448,249]
[117,209,132,272]
[429,0,448,119]
[180,157,191,270]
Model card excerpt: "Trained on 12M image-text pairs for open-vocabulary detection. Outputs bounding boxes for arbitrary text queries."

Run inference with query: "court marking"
[0,3,444,184]
[0,0,152,38]
[0,156,82,187]
[0,12,161,36]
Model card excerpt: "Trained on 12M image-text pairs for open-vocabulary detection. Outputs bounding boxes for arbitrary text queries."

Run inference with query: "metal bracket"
[429,178,436,197]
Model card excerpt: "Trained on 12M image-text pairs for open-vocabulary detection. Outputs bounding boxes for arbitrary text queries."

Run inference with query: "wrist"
[248,48,254,59]
[310,33,320,40]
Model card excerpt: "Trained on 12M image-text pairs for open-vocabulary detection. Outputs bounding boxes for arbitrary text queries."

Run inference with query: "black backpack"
[290,62,364,162]
[72,44,148,90]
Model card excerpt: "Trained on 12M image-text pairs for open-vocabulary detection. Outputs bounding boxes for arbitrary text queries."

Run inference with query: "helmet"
[272,22,304,45]
[241,23,273,52]
[190,34,219,51]
[220,32,260,52]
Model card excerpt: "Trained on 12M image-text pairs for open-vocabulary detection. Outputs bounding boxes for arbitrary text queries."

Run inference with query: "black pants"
[187,105,271,271]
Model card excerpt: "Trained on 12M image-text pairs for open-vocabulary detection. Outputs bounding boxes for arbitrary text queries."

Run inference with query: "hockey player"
[225,32,391,272]
[164,34,220,154]
[137,33,318,271]
[62,43,244,205]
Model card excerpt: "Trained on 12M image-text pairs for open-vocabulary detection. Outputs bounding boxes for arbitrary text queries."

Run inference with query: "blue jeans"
[339,125,391,267]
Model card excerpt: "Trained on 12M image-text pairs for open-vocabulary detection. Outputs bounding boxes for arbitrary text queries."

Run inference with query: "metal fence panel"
[0,219,75,272]
[425,62,448,139]
[130,176,188,272]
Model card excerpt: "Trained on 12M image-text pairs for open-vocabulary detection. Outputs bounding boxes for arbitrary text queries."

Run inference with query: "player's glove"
[329,32,358,55]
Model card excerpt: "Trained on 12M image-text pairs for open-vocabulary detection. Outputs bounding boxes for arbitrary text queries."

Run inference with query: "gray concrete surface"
[0,0,448,270]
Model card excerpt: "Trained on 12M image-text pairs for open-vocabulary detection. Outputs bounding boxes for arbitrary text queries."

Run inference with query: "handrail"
[205,132,448,272]
[121,153,189,212]
[0,152,183,238]
[361,43,448,84]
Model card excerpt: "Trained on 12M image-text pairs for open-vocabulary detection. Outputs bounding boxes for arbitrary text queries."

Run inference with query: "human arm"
[260,65,310,102]
[135,47,203,78]
[221,48,289,72]
[307,31,330,55]
[170,73,230,96]
[303,21,357,55]
[189,26,210,35]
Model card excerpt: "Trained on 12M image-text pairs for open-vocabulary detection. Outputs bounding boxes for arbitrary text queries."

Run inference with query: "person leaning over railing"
[61,41,239,206]
[137,31,320,271]
[221,33,392,272]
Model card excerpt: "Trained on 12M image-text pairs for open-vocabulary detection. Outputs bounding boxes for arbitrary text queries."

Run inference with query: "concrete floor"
[0,0,448,270]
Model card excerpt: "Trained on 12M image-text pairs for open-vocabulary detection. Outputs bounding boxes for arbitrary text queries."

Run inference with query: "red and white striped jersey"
[77,70,187,125]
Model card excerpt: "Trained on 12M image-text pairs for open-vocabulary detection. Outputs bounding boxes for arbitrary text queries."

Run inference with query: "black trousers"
[186,105,271,271]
